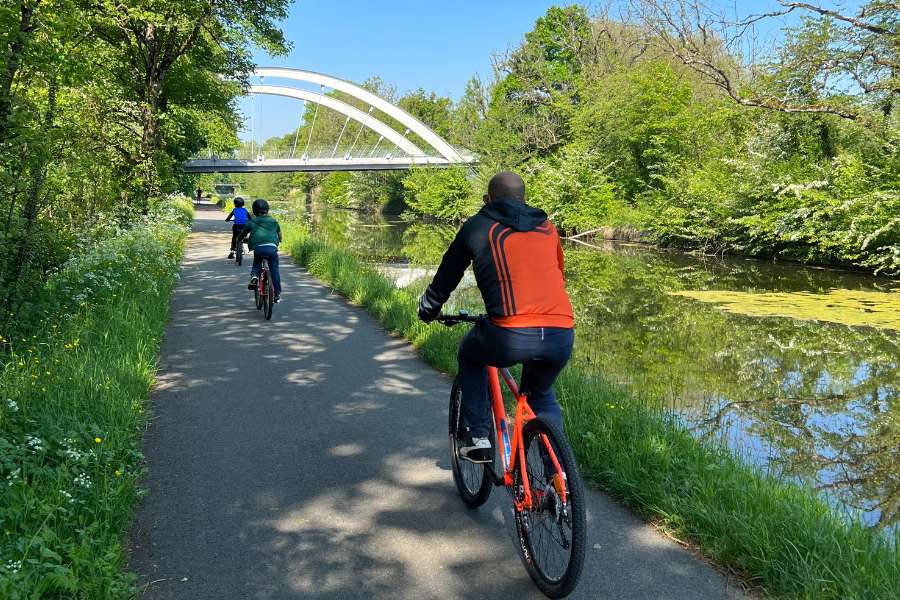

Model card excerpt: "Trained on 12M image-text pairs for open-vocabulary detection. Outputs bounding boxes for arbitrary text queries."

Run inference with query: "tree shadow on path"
[129,205,746,600]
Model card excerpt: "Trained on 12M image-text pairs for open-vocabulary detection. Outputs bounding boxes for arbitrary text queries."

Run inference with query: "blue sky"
[241,0,581,142]
[239,1,861,143]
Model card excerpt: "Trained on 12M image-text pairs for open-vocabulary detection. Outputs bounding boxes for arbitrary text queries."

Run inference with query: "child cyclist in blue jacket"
[239,199,283,302]
[225,197,250,259]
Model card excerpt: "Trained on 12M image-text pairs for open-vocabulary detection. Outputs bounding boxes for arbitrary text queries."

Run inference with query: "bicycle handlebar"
[436,311,484,326]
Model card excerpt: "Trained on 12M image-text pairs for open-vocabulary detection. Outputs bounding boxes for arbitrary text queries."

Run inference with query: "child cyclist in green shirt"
[238,199,283,302]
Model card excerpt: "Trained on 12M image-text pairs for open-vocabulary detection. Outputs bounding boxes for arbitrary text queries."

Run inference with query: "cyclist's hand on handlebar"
[417,294,440,323]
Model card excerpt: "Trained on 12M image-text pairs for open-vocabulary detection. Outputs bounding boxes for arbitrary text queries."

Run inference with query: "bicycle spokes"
[521,426,576,584]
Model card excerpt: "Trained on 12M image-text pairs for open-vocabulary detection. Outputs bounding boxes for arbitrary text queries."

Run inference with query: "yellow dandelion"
[94,437,102,444]
[114,470,122,477]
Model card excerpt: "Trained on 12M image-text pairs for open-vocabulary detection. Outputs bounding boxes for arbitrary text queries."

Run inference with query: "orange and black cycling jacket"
[421,198,573,329]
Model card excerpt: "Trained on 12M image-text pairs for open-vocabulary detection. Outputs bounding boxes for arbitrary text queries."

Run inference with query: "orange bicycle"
[438,312,586,598]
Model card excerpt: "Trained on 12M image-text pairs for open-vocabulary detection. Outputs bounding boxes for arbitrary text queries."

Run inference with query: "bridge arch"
[250,84,426,157]
[253,67,466,163]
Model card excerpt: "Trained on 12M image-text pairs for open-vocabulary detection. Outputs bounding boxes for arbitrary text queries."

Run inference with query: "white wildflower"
[61,437,82,459]
[5,559,22,573]
[74,473,91,488]
[5,468,20,487]
[6,399,17,412]
[25,435,43,452]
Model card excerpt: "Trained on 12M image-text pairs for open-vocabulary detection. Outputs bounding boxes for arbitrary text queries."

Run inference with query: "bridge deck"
[128,204,746,600]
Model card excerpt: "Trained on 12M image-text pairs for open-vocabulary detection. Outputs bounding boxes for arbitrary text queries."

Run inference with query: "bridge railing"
[190,145,441,162]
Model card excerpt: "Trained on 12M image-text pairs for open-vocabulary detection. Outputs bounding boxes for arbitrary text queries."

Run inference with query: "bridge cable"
[301,84,325,160]
[331,116,351,158]
[249,91,255,159]
[347,106,374,159]
[367,135,384,158]
[289,101,305,158]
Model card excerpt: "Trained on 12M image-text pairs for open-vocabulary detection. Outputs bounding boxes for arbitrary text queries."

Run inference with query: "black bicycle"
[235,237,247,266]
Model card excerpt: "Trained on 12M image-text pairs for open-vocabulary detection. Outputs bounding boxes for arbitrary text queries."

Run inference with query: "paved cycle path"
[130,204,746,600]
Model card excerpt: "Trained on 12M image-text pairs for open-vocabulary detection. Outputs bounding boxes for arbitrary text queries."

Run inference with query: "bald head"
[487,171,526,203]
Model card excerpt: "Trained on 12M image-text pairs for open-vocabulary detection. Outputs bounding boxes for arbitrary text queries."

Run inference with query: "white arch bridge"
[183,67,476,173]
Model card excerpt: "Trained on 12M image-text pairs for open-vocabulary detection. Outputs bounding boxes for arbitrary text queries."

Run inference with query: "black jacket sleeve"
[420,224,472,315]
[225,209,234,221]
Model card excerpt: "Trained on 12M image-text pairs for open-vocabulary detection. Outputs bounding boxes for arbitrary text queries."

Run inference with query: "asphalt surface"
[129,203,747,599]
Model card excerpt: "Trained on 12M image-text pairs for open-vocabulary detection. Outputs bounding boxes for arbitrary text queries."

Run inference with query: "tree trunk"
[5,74,57,314]
[0,1,37,145]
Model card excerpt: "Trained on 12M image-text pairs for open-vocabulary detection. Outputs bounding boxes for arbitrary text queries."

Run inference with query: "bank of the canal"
[283,205,900,599]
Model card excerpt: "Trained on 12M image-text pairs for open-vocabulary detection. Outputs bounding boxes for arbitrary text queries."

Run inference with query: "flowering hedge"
[0,196,191,597]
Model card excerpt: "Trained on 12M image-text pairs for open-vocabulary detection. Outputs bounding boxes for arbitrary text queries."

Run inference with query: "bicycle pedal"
[458,453,492,465]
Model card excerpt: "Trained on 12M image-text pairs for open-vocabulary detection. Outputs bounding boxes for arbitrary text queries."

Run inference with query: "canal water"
[299,204,900,531]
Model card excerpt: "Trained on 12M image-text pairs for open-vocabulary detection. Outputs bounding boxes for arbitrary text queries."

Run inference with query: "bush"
[163,195,195,226]
[525,144,636,232]
[402,166,479,220]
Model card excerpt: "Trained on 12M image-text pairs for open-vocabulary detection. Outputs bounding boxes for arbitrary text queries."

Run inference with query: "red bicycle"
[438,312,586,598]
[253,258,275,320]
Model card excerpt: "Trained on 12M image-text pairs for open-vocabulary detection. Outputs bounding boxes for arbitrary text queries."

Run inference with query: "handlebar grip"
[436,313,484,325]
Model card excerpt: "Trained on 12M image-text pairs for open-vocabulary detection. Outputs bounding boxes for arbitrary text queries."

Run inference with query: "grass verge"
[0,196,191,597]
[284,222,899,600]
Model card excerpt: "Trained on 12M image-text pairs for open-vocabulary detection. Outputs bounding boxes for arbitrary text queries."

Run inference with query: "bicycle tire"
[255,280,262,310]
[513,417,586,598]
[448,377,493,507]
[236,244,243,266]
[264,270,274,320]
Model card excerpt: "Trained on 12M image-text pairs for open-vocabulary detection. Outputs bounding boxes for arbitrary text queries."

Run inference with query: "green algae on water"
[672,288,900,331]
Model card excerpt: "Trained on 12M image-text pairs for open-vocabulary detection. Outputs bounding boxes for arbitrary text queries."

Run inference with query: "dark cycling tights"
[457,319,573,438]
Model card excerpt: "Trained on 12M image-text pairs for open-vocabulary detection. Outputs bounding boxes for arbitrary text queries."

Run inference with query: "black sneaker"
[247,276,258,290]
[459,436,492,464]
[228,252,234,259]
[274,294,281,303]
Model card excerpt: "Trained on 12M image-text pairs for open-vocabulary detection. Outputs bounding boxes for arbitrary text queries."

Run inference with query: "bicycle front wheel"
[448,377,492,507]
[513,417,586,598]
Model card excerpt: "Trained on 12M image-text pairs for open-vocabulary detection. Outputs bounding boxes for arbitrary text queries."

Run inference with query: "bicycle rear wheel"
[448,377,493,507]
[236,243,243,266]
[263,270,274,320]
[513,417,586,598]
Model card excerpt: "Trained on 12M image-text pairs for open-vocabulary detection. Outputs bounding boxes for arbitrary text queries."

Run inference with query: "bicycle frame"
[487,366,568,511]
[257,260,270,296]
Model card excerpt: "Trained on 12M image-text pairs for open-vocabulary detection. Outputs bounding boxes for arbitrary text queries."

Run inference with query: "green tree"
[90,0,291,205]
[402,167,477,220]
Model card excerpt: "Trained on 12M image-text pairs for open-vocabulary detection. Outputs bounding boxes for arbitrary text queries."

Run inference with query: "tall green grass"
[0,201,190,597]
[284,222,900,600]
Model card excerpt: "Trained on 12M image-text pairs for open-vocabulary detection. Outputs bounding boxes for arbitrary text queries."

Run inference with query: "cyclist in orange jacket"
[417,171,574,463]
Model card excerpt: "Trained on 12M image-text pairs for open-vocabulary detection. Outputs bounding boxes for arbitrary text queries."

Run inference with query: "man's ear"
[482,193,490,205]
